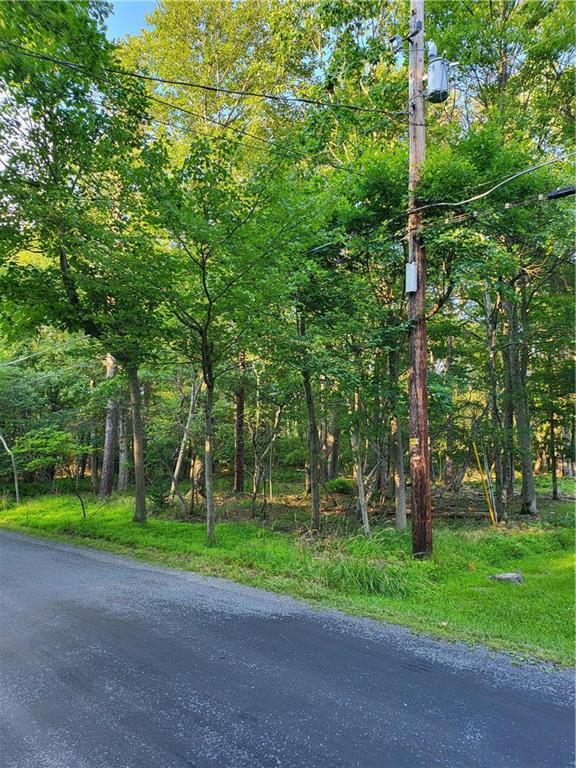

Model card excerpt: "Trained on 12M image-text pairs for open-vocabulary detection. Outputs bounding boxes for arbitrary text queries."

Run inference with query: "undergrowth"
[0,494,573,665]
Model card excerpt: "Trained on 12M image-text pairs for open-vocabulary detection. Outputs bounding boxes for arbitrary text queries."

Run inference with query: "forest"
[0,0,574,662]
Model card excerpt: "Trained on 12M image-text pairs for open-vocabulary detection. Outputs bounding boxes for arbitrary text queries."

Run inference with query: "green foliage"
[325,476,356,495]
[0,1,573,557]
[15,428,89,474]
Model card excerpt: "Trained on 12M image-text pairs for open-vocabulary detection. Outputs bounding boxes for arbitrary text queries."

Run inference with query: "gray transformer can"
[427,52,449,103]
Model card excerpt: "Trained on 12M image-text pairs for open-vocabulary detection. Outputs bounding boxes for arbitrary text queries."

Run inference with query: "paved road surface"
[0,531,574,768]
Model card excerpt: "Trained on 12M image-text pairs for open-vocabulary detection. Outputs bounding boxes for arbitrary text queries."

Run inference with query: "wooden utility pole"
[407,0,433,557]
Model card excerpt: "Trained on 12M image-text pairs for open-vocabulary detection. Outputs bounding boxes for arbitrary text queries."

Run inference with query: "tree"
[0,1,174,521]
[15,427,90,515]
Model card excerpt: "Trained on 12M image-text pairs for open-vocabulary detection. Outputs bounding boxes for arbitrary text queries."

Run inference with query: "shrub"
[325,476,355,495]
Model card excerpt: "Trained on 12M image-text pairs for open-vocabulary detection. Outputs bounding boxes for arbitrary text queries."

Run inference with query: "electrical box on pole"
[425,41,449,103]
[405,262,417,293]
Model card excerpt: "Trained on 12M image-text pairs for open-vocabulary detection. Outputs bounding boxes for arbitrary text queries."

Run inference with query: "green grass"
[534,474,576,496]
[0,494,574,666]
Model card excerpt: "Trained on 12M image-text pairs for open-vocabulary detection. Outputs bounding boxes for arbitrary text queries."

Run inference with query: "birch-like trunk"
[99,354,118,499]
[117,402,129,491]
[251,407,283,503]
[0,430,20,504]
[171,374,201,495]
[127,366,147,523]
[233,353,246,494]
[350,392,370,537]
[89,381,98,494]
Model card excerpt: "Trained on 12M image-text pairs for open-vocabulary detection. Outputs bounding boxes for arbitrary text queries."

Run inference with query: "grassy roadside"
[0,494,574,666]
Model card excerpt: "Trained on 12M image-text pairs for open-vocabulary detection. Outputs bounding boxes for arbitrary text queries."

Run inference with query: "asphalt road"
[0,531,574,768]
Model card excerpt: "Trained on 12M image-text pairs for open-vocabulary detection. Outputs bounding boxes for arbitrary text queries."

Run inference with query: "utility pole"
[407,0,433,557]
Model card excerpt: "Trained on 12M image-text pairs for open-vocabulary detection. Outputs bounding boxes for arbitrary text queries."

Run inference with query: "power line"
[0,40,378,180]
[106,67,405,119]
[25,361,96,384]
[406,153,575,216]
[0,38,416,122]
[418,184,575,236]
[4,40,573,237]
[0,338,88,369]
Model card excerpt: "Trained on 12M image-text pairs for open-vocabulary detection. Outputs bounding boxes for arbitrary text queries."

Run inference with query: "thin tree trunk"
[171,374,200,494]
[569,419,576,477]
[484,292,504,520]
[233,353,246,494]
[318,378,328,483]
[99,354,118,499]
[504,296,537,515]
[0,430,20,504]
[501,342,515,504]
[443,420,454,487]
[204,381,216,544]
[298,315,320,530]
[251,407,283,504]
[89,381,98,494]
[443,337,455,487]
[389,349,407,531]
[268,443,273,501]
[550,409,558,501]
[327,415,340,480]
[127,365,147,523]
[79,452,87,480]
[350,392,370,537]
[302,368,321,532]
[117,402,129,491]
[90,435,98,493]
[189,453,201,515]
[563,422,575,477]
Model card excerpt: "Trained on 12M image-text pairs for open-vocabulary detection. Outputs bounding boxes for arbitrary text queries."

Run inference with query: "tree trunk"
[550,410,558,501]
[117,402,129,491]
[189,453,202,515]
[90,437,98,493]
[327,415,340,480]
[563,422,574,477]
[504,295,537,515]
[251,408,282,505]
[350,392,370,537]
[501,342,515,504]
[319,410,329,484]
[204,381,216,544]
[234,353,246,494]
[0,430,20,504]
[443,422,454,487]
[302,368,321,532]
[484,292,504,520]
[443,336,455,488]
[389,349,407,531]
[127,365,147,523]
[546,353,558,500]
[79,452,87,480]
[99,354,118,499]
[570,414,576,477]
[171,374,200,495]
[89,384,98,494]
